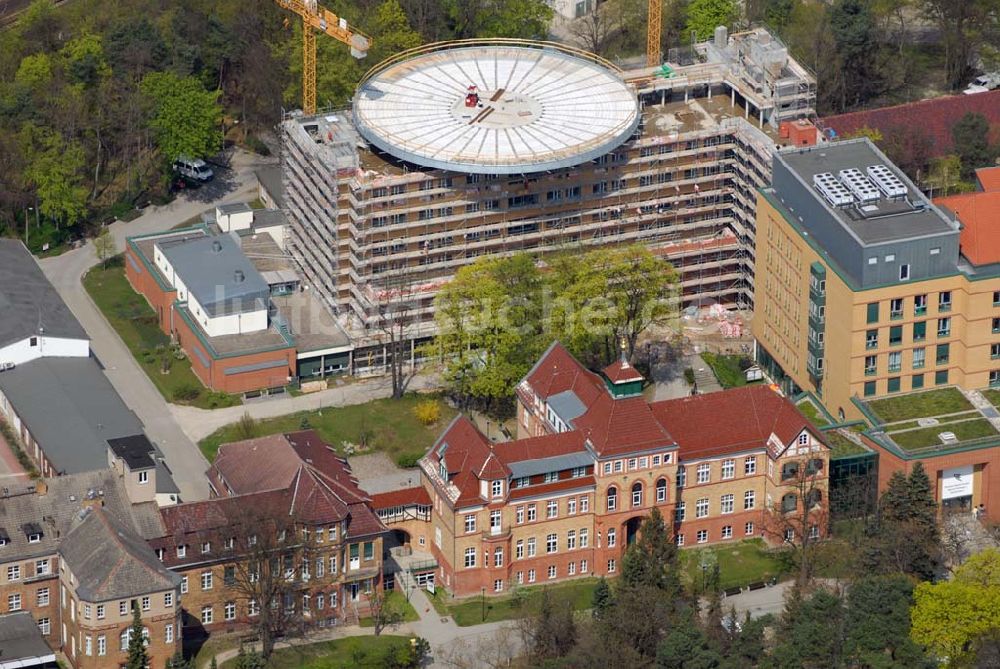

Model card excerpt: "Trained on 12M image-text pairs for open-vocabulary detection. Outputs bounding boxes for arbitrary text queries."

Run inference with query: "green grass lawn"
[219,635,416,669]
[199,394,456,466]
[701,353,758,389]
[359,590,419,627]
[890,418,999,451]
[82,257,240,410]
[982,389,1000,408]
[885,410,982,433]
[441,577,600,627]
[866,387,973,423]
[823,430,869,457]
[796,399,830,427]
[678,539,790,591]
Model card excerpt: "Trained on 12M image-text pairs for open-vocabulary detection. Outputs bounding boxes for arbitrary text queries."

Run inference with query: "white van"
[964,73,1000,94]
[172,157,215,182]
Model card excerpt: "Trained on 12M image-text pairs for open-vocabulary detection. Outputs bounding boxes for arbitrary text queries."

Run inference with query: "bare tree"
[94,225,116,269]
[364,585,402,636]
[569,5,616,54]
[226,507,304,659]
[763,456,830,587]
[373,281,416,399]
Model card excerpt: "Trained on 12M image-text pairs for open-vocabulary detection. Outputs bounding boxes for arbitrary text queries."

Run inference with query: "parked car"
[172,156,215,182]
[964,73,1000,94]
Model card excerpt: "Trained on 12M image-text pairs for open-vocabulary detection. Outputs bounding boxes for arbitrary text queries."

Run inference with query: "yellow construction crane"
[275,0,371,115]
[647,0,661,67]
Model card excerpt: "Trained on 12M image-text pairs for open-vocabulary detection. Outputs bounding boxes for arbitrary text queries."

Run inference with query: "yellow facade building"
[753,140,1000,421]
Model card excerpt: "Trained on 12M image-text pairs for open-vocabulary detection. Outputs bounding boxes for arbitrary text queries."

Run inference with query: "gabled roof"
[935,191,1000,266]
[650,385,821,460]
[821,90,1000,157]
[522,341,605,404]
[60,507,179,602]
[493,431,588,465]
[603,358,644,384]
[0,239,87,349]
[370,486,432,509]
[977,167,1000,192]
[574,392,674,457]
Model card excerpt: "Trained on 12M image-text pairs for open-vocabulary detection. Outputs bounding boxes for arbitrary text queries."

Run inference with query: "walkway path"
[0,428,29,486]
[38,150,269,501]
[171,371,440,443]
[691,354,724,394]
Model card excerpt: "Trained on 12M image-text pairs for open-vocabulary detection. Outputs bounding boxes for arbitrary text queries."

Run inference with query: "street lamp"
[481,586,486,622]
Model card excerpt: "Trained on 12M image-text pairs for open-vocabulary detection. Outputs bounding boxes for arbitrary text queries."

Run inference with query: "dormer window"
[439,460,448,481]
[177,545,187,558]
[544,472,558,484]
[491,480,503,498]
[138,471,149,485]
[23,524,42,543]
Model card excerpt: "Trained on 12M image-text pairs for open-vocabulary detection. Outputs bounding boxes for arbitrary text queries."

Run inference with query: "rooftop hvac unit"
[838,168,880,204]
[812,172,853,207]
[866,164,907,199]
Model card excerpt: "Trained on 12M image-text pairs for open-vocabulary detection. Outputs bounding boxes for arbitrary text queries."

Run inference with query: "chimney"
[81,487,104,511]
[35,480,47,496]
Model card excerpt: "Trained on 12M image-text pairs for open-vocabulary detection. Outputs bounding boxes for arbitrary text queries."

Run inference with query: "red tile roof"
[370,486,432,509]
[822,90,1000,156]
[423,416,494,506]
[976,167,1000,192]
[603,359,644,384]
[934,191,1000,266]
[209,433,301,495]
[574,392,674,457]
[523,341,605,403]
[493,431,587,464]
[650,385,821,460]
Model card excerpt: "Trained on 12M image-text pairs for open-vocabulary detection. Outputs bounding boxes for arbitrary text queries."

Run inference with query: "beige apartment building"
[281,31,816,355]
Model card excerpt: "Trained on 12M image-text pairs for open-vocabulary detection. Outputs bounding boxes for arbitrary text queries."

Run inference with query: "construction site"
[279,26,817,363]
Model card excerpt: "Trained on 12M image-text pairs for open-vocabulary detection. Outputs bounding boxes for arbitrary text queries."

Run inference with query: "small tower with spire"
[601,336,644,398]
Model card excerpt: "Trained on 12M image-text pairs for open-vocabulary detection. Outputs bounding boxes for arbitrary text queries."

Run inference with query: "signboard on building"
[941,465,974,500]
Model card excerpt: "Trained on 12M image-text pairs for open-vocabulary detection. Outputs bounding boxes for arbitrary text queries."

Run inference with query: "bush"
[171,382,201,402]
[243,134,271,156]
[395,451,422,468]
[299,416,311,429]
[235,412,258,440]
[413,399,442,426]
[683,367,695,385]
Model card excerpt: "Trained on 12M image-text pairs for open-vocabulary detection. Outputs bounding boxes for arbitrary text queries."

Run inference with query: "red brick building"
[384,342,830,598]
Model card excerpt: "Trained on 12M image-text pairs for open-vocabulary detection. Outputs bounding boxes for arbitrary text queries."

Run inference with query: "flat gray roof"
[218,202,253,215]
[0,612,55,666]
[508,451,593,479]
[156,234,269,317]
[0,357,144,474]
[255,167,284,208]
[548,390,588,425]
[777,141,954,245]
[0,239,87,349]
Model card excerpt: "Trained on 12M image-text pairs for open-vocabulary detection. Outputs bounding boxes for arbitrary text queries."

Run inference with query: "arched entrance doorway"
[625,516,645,545]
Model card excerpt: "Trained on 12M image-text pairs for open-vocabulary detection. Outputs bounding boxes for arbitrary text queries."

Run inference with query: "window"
[864,355,877,376]
[608,560,617,573]
[164,591,173,608]
[248,534,258,546]
[890,298,903,319]
[696,530,708,544]
[608,529,617,547]
[888,376,901,393]
[744,490,756,509]
[37,588,49,607]
[936,369,949,385]
[631,482,643,508]
[581,528,589,547]
[464,515,476,533]
[527,538,536,557]
[248,599,259,617]
[721,494,734,514]
[865,330,878,350]
[224,601,236,621]
[993,318,1000,334]
[889,326,903,346]
[864,381,877,397]
[8,593,21,611]
[912,373,925,389]
[782,493,797,513]
[809,525,821,540]
[464,547,476,568]
[696,498,709,518]
[628,458,637,471]
[201,572,213,590]
[938,318,951,337]
[364,542,374,560]
[494,547,504,569]
[527,504,537,522]
[38,617,50,635]
[913,347,926,369]
[491,480,503,498]
[546,533,558,553]
[676,534,685,546]
[494,579,504,593]
[119,601,128,616]
[614,461,623,473]
[516,540,524,559]
[547,500,558,518]
[568,498,577,515]
[581,496,589,513]
[516,507,524,524]
[915,294,927,315]
[677,466,686,487]
[568,562,576,576]
[888,351,902,373]
[745,522,755,535]
[141,596,150,612]
[607,486,617,511]
[939,291,952,312]
[936,343,950,365]
[697,463,710,484]
[899,264,910,281]
[97,604,105,619]
[165,624,174,643]
[675,502,686,522]
[719,459,735,479]
[656,478,667,502]
[548,565,557,580]
[6,565,19,581]
[528,569,536,583]
[866,302,879,324]
[992,370,1000,388]
[201,605,213,625]
[722,525,733,539]
[781,462,800,481]
[798,433,809,446]
[992,344,1000,360]
[913,321,926,341]
[567,530,577,550]
[744,457,757,475]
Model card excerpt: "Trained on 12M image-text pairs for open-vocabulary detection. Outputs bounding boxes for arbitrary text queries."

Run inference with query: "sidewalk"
[171,370,441,443]
[0,427,30,486]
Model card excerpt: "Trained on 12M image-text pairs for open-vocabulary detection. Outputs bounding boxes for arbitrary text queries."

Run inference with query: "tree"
[591,577,613,620]
[140,71,222,162]
[374,282,417,400]
[569,4,617,54]
[911,549,1000,663]
[843,575,930,668]
[19,124,88,229]
[762,453,829,586]
[620,508,681,595]
[444,0,553,40]
[864,463,940,581]
[828,0,886,109]
[366,586,403,636]
[925,155,965,197]
[771,589,845,668]
[952,112,996,180]
[519,587,577,663]
[685,0,738,41]
[919,0,996,89]
[656,607,722,669]
[94,226,116,269]
[125,604,149,669]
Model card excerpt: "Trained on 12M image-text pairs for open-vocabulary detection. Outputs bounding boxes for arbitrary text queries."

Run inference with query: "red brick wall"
[124,244,175,335]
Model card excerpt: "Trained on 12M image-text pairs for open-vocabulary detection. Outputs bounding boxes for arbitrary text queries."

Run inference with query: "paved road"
[38,152,270,501]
